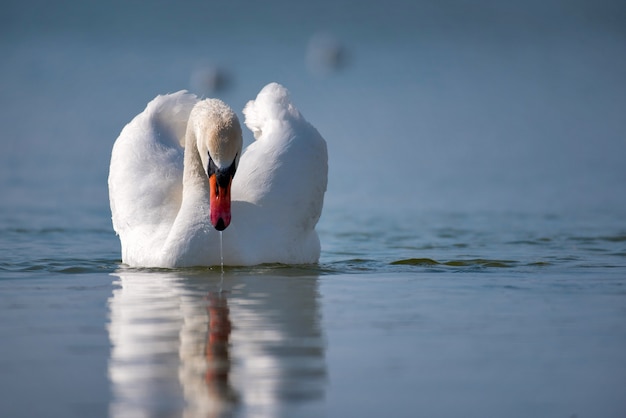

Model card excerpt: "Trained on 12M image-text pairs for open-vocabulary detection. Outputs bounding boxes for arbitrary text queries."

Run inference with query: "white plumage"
[108,83,327,267]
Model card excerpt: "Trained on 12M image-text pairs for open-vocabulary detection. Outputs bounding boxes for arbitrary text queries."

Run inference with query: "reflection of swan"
[108,270,325,417]
[107,273,186,416]
[108,83,328,268]
[178,289,236,418]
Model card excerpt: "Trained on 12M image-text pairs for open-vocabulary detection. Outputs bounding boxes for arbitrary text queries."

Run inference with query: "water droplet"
[219,231,225,269]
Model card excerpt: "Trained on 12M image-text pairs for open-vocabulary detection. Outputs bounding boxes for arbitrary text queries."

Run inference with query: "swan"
[108,83,328,267]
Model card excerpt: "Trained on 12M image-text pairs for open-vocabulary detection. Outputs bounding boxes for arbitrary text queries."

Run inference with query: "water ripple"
[390,258,517,268]
[0,258,119,275]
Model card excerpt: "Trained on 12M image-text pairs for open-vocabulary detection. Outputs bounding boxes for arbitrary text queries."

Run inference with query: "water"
[1,1,626,417]
[220,231,224,272]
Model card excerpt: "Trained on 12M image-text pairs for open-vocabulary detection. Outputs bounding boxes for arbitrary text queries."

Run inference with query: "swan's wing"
[108,91,198,263]
[229,83,328,263]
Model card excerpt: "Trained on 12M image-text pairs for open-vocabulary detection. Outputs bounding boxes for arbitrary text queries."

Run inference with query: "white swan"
[108,83,327,267]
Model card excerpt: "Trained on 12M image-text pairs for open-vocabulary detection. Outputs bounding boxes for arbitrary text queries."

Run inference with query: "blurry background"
[1,0,625,227]
[1,3,625,416]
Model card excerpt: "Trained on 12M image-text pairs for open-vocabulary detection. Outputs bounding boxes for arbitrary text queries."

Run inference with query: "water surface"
[1,0,626,417]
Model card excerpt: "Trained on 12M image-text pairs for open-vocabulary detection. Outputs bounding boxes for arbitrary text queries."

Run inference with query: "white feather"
[108,83,328,267]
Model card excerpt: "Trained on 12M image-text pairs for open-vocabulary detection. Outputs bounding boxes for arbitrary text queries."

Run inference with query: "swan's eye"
[226,153,238,178]
[207,153,218,177]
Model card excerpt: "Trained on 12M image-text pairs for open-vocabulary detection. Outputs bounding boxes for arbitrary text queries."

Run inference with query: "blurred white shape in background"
[306,32,350,77]
[190,63,233,97]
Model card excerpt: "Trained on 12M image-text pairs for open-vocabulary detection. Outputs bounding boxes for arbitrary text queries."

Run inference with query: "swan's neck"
[182,125,209,193]
[159,124,212,266]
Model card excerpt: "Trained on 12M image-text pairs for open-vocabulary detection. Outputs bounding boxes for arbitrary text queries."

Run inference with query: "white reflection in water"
[108,270,325,417]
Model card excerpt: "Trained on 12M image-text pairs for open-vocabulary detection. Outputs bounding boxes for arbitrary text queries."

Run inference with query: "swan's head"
[191,99,243,231]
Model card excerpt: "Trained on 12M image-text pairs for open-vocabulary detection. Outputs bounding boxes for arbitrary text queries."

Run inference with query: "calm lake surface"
[1,1,626,417]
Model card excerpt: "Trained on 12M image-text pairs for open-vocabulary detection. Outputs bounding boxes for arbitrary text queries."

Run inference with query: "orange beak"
[209,173,232,231]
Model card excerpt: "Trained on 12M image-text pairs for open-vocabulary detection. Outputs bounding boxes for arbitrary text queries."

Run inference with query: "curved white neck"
[159,125,213,266]
[182,124,209,192]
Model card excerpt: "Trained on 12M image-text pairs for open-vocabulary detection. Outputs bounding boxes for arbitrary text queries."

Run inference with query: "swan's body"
[108,83,327,267]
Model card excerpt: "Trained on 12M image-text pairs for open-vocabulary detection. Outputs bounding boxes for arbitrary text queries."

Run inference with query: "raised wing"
[108,91,197,262]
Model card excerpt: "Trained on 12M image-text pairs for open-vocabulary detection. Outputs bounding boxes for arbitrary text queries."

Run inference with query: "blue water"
[1,1,626,417]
